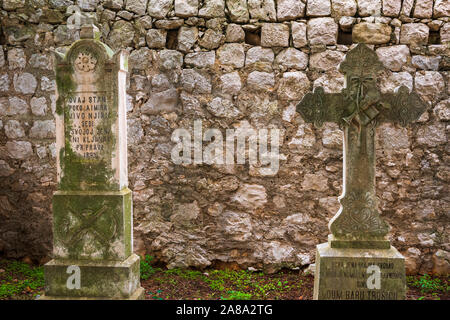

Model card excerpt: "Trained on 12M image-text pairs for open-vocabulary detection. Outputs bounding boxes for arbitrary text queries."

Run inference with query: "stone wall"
[0,0,448,274]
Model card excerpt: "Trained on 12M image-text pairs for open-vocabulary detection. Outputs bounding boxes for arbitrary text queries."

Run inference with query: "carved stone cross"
[297,44,428,249]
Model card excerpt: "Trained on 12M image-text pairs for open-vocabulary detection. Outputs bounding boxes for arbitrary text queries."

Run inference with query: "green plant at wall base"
[140,255,159,280]
[147,289,164,300]
[163,268,205,282]
[0,260,44,299]
[221,290,253,300]
[431,292,441,300]
[207,278,225,291]
[407,274,449,294]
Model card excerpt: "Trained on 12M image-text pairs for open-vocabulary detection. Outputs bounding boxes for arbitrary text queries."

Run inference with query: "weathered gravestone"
[41,25,144,299]
[297,44,428,300]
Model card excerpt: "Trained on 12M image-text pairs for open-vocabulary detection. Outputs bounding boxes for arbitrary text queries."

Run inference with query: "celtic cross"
[297,44,428,249]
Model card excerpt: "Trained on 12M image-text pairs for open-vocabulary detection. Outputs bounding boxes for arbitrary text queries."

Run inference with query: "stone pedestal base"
[41,253,144,300]
[313,242,406,300]
[52,189,133,261]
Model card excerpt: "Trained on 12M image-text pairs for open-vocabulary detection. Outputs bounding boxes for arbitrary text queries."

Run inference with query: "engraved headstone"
[41,25,144,299]
[297,44,428,300]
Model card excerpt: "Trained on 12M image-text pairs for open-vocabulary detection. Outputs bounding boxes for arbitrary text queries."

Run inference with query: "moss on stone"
[55,63,76,116]
[52,189,132,261]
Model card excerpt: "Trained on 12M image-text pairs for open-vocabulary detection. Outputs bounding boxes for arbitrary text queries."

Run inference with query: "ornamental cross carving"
[63,205,117,248]
[297,44,428,249]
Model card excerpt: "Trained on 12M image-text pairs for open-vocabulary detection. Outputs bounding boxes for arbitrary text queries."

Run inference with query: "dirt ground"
[141,268,449,301]
[0,258,448,300]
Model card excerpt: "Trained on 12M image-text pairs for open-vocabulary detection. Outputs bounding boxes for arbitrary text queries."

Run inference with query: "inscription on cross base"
[297,44,428,249]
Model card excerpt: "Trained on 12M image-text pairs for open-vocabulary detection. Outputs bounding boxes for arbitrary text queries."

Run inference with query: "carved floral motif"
[332,191,389,237]
[74,52,97,72]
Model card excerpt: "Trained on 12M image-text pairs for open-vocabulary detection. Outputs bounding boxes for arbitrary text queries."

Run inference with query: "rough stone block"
[307,18,338,45]
[434,0,450,18]
[248,0,276,21]
[357,0,381,16]
[413,0,433,19]
[7,48,26,70]
[292,22,307,48]
[177,26,198,52]
[307,0,331,17]
[331,0,357,17]
[13,72,37,94]
[275,48,308,70]
[29,120,56,139]
[146,29,167,48]
[309,50,345,71]
[4,120,25,139]
[382,0,401,17]
[198,28,224,49]
[199,0,225,17]
[125,0,148,15]
[159,49,184,69]
[247,71,275,91]
[400,23,429,45]
[441,23,450,43]
[175,0,199,17]
[6,141,33,159]
[217,43,245,68]
[277,71,310,101]
[220,71,241,95]
[277,0,305,21]
[226,0,249,22]
[3,0,26,10]
[147,0,172,18]
[246,46,274,65]
[375,45,409,72]
[185,51,216,68]
[352,22,391,44]
[225,24,245,42]
[107,21,135,50]
[261,23,290,47]
[379,71,413,94]
[400,0,413,16]
[411,55,441,71]
[415,71,445,103]
[181,69,212,94]
[339,16,355,31]
[0,96,28,116]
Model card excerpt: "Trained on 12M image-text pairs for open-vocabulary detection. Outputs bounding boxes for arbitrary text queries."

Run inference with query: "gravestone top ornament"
[297,43,427,249]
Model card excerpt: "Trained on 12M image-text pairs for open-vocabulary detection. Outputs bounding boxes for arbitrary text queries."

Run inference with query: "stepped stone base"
[41,253,144,300]
[313,242,406,300]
